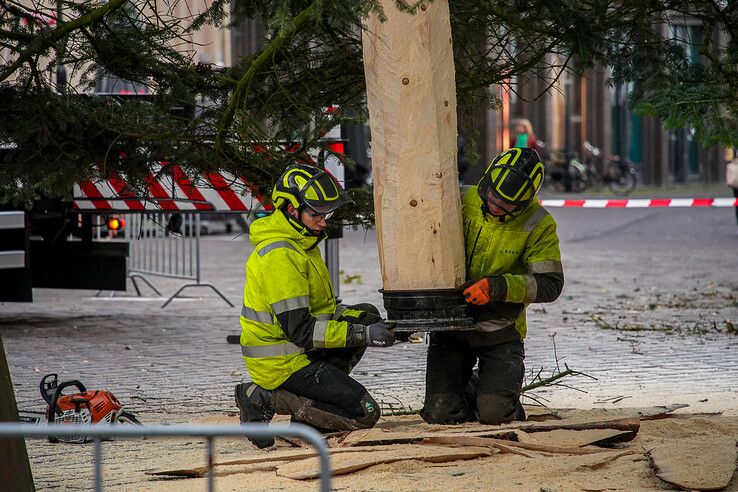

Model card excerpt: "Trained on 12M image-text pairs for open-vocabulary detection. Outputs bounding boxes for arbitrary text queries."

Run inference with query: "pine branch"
[0,29,33,42]
[215,1,319,152]
[0,0,128,83]
[522,364,595,393]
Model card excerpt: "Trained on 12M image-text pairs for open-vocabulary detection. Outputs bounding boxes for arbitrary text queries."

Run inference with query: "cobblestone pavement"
[1,203,736,489]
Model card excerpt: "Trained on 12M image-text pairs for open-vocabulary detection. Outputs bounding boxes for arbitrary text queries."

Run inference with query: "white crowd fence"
[92,210,342,306]
[125,212,234,308]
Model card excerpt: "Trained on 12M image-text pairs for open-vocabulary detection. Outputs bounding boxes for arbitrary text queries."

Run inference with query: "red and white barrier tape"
[540,198,738,208]
[73,142,346,212]
[74,167,270,212]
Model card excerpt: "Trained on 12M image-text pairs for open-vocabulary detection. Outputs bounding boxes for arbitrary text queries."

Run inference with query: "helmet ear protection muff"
[477,147,544,218]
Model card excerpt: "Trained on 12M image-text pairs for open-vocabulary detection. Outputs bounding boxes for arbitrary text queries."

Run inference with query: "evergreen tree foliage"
[1,0,736,218]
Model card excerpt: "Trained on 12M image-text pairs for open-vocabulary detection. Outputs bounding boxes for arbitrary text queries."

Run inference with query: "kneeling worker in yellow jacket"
[236,164,396,448]
[422,147,564,425]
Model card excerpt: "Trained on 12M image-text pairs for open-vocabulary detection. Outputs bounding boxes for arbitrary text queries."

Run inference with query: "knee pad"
[355,393,381,428]
[274,389,380,431]
[477,392,520,425]
[420,394,468,424]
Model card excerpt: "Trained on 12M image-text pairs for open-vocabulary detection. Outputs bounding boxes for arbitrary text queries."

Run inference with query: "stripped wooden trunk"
[362,0,465,293]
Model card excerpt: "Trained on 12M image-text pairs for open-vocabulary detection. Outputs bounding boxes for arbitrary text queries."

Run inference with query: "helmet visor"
[478,186,522,216]
[304,207,335,220]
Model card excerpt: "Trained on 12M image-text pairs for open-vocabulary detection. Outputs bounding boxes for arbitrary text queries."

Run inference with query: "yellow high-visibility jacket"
[463,186,564,339]
[239,211,364,389]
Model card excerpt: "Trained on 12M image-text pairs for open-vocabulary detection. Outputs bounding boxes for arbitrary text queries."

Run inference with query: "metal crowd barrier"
[123,212,234,308]
[324,238,341,298]
[95,210,342,306]
[0,422,331,492]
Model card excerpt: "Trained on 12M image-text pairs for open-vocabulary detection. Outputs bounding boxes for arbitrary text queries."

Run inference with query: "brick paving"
[2,208,736,416]
[1,205,737,489]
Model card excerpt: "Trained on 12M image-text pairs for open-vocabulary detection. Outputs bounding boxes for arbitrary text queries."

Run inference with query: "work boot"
[235,383,275,449]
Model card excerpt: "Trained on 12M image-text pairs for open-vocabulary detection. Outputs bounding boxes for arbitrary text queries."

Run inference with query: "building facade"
[474,21,730,189]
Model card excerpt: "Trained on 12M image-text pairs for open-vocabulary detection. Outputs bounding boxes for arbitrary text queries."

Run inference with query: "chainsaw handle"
[47,380,87,423]
[40,373,58,405]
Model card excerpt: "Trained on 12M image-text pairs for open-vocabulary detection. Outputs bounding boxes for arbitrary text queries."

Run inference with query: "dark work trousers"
[275,304,382,432]
[421,330,526,425]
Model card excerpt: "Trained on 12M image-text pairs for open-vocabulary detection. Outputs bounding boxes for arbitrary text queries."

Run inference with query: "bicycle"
[539,142,588,193]
[581,141,638,195]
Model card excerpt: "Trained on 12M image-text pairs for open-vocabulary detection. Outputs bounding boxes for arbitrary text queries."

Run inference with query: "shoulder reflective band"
[312,320,330,348]
[315,313,333,321]
[258,240,297,257]
[241,306,273,324]
[271,295,310,314]
[241,342,304,357]
[522,206,550,232]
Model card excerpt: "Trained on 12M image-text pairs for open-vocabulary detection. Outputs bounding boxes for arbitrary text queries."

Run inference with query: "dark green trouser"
[273,303,382,432]
[421,330,525,425]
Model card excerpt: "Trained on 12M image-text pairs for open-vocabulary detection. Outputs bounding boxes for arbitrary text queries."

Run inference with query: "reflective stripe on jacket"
[240,211,351,389]
[463,186,563,338]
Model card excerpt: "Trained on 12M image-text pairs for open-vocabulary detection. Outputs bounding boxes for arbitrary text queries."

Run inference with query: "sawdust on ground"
[90,407,738,492]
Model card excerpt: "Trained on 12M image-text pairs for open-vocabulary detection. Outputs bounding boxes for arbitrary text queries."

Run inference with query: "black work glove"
[365,321,396,347]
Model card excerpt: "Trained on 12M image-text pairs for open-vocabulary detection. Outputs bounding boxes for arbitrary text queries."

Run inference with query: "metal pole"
[563,74,574,192]
[168,214,172,275]
[614,83,622,163]
[188,214,194,278]
[325,238,340,299]
[155,215,159,271]
[174,215,179,276]
[127,214,133,274]
[181,214,186,276]
[195,214,201,283]
[0,423,331,492]
[93,438,102,492]
[206,436,214,492]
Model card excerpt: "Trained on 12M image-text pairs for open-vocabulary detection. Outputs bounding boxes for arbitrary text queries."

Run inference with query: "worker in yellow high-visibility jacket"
[236,164,395,448]
[422,147,565,425]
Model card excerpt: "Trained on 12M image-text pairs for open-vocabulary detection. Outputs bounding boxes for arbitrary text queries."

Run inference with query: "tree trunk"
[0,333,35,491]
[362,0,465,293]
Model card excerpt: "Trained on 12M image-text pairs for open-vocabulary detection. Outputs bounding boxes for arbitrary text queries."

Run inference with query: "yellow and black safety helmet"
[271,163,353,215]
[477,147,545,218]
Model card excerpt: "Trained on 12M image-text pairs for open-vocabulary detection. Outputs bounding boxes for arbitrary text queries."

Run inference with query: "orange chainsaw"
[40,373,140,443]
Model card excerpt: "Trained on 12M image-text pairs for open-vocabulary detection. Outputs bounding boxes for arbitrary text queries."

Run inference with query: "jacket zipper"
[466,225,482,274]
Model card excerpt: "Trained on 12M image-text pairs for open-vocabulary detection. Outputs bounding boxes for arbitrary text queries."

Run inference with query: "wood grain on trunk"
[362,0,465,290]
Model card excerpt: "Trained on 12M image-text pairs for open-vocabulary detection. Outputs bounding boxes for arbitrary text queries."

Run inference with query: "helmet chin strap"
[282,207,321,237]
[282,209,327,251]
